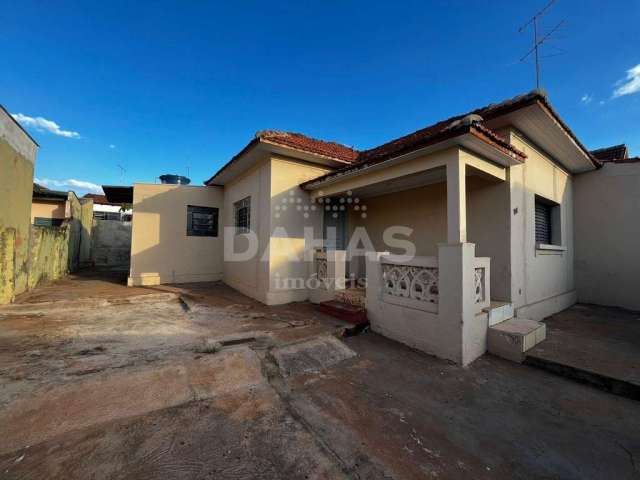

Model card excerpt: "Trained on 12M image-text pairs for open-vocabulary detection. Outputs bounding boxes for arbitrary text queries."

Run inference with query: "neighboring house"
[83,193,132,221]
[31,184,68,226]
[0,104,39,304]
[127,90,639,365]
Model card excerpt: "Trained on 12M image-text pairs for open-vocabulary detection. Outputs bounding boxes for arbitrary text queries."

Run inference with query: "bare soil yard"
[0,271,638,479]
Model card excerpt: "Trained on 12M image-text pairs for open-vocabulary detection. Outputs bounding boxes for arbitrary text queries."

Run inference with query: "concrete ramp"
[271,335,357,377]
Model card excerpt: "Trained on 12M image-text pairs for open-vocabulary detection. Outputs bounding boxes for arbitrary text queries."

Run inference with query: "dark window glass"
[34,217,63,227]
[187,205,218,237]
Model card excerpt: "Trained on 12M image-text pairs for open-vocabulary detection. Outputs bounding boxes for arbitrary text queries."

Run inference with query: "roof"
[32,183,67,202]
[590,144,629,162]
[102,185,133,204]
[206,90,599,186]
[204,130,359,185]
[82,193,110,205]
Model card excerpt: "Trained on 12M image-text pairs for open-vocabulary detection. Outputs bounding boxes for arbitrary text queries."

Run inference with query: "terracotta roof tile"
[257,130,359,163]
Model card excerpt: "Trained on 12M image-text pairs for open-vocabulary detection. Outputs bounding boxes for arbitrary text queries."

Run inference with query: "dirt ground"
[1,271,639,479]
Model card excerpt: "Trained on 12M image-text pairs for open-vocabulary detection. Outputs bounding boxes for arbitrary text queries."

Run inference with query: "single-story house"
[126,90,640,365]
[31,184,70,226]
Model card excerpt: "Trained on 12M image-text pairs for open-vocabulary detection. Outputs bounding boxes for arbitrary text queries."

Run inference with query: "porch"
[304,146,522,365]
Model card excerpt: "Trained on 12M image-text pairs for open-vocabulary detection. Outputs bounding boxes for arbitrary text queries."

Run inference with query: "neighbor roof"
[82,193,110,205]
[33,183,67,201]
[590,144,628,162]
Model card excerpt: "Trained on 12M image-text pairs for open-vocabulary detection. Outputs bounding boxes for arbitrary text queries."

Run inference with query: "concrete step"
[488,318,546,363]
[318,300,368,325]
[483,301,514,326]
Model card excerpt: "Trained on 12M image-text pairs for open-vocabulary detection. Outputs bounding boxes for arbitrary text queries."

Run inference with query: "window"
[535,195,562,248]
[187,205,218,237]
[234,197,250,233]
[34,217,63,227]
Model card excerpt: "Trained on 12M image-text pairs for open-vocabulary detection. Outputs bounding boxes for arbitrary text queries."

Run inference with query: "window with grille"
[187,205,218,237]
[234,197,250,233]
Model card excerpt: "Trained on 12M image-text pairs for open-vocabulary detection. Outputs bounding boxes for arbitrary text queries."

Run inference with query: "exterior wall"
[27,224,70,289]
[128,183,224,286]
[574,162,640,311]
[0,108,38,304]
[66,192,83,272]
[79,199,94,266]
[507,129,576,320]
[91,219,131,269]
[222,158,271,302]
[30,200,66,222]
[466,174,511,302]
[267,156,331,304]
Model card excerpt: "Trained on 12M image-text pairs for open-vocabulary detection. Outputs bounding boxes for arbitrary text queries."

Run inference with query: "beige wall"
[30,200,66,222]
[508,130,576,319]
[222,158,271,301]
[128,183,224,286]
[268,156,330,304]
[574,162,640,311]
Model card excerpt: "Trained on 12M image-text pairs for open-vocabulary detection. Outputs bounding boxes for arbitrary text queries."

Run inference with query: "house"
[83,192,132,221]
[31,184,70,226]
[127,90,640,365]
[0,104,39,304]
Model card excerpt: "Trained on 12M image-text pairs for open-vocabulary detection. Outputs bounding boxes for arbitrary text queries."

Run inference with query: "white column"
[446,157,467,243]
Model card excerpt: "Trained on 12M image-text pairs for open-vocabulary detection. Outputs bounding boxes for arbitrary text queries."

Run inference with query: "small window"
[234,197,250,233]
[535,195,561,247]
[187,205,218,237]
[34,217,63,227]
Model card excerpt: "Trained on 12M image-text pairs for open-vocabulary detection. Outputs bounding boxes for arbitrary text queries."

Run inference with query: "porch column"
[446,157,467,243]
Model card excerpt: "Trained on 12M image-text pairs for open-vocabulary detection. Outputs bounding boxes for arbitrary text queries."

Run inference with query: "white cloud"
[613,64,640,98]
[35,177,103,194]
[11,113,80,138]
[580,94,593,105]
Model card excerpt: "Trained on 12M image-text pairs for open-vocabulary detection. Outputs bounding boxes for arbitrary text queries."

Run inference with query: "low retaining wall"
[27,224,70,289]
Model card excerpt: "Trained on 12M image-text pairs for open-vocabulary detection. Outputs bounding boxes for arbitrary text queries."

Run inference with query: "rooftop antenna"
[518,0,565,89]
[116,164,126,183]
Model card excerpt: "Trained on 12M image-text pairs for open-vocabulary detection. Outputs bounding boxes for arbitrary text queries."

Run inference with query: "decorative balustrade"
[473,257,490,312]
[315,250,328,281]
[379,256,439,313]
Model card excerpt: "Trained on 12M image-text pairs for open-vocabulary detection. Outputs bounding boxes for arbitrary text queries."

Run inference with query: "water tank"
[159,174,191,185]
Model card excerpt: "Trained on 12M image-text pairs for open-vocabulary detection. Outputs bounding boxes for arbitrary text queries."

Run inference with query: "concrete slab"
[526,303,640,399]
[271,335,357,377]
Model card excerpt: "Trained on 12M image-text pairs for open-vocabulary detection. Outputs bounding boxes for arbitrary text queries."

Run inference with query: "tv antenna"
[518,0,565,89]
[116,164,126,183]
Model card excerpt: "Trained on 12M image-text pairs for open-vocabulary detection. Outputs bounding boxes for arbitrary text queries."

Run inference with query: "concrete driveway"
[0,271,639,479]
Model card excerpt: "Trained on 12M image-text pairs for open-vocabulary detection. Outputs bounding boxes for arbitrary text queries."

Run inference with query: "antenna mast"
[518,0,564,89]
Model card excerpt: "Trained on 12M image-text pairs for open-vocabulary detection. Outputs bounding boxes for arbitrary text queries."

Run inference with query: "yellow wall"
[27,224,70,289]
[128,183,224,286]
[0,118,38,303]
[268,156,331,303]
[30,200,66,222]
[222,158,271,300]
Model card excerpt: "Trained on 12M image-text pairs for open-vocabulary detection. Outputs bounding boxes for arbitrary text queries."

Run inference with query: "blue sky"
[2,0,639,194]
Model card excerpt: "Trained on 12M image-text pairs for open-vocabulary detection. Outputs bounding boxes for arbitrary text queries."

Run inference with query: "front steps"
[318,300,368,325]
[488,318,546,363]
[483,301,514,326]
